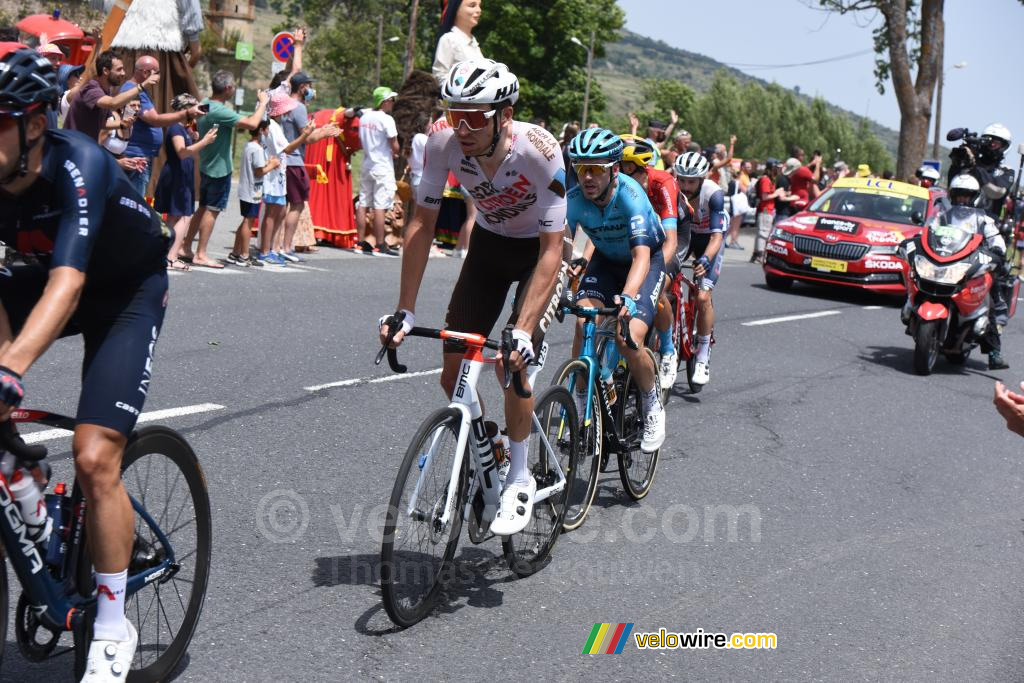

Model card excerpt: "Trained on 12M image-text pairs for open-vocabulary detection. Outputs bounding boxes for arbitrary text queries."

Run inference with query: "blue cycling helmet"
[568,128,624,162]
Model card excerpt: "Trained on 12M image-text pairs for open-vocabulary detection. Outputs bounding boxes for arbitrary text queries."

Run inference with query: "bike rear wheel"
[381,407,468,628]
[120,426,212,683]
[616,350,661,500]
[503,386,579,576]
[550,358,601,531]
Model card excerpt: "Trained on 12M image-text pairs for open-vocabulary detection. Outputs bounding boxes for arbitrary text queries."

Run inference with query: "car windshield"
[809,188,927,226]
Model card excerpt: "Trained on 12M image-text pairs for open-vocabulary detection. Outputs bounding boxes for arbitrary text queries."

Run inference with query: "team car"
[763,177,947,294]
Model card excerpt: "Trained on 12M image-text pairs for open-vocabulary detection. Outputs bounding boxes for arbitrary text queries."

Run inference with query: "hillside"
[595,30,902,159]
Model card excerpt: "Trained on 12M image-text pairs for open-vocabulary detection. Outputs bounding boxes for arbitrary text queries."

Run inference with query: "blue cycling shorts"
[576,250,665,327]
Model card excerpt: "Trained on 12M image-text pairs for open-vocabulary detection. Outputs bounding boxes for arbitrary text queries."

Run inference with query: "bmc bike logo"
[0,481,45,574]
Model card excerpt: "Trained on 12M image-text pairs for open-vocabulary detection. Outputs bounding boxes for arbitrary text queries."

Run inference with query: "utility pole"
[375,15,383,86]
[404,0,420,82]
[583,29,595,127]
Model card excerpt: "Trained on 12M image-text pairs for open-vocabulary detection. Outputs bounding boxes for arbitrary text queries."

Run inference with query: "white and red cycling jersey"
[417,120,567,238]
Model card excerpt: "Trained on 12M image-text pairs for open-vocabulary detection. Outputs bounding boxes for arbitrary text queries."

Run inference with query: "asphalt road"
[3,216,1024,681]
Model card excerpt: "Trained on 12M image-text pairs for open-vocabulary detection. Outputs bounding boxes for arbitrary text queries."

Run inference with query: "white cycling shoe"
[658,351,678,390]
[81,620,137,682]
[692,360,710,386]
[641,408,665,453]
[490,477,537,536]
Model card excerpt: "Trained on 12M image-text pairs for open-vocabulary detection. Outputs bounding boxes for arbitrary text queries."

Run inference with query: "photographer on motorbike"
[946,174,1009,369]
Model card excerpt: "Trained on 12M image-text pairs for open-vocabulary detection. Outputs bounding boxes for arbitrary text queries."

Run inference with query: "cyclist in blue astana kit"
[566,128,667,452]
[0,48,171,682]
[672,151,727,387]
[379,59,567,537]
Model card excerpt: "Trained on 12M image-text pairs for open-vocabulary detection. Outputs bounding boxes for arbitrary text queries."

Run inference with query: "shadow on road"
[750,281,903,308]
[859,345,992,377]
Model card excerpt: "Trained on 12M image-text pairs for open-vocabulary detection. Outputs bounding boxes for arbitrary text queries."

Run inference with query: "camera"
[947,127,982,169]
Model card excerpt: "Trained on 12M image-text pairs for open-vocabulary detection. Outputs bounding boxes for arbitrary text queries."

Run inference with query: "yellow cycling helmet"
[619,134,654,167]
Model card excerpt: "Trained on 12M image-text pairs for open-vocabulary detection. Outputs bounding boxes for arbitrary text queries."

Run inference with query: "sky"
[616,0,1024,166]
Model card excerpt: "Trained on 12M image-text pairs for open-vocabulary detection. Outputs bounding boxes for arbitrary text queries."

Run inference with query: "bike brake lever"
[0,420,47,463]
[375,312,408,373]
[499,329,532,397]
[619,317,640,351]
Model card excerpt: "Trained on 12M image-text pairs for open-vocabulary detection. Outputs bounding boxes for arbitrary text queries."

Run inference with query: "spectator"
[628,111,677,169]
[268,27,307,98]
[560,121,580,191]
[787,150,823,210]
[354,86,400,257]
[752,158,787,262]
[180,70,269,269]
[826,161,849,188]
[709,136,735,187]
[408,114,429,198]
[726,158,754,249]
[232,120,280,267]
[433,0,484,85]
[64,50,156,143]
[856,163,872,178]
[56,64,85,124]
[36,43,63,68]
[120,55,203,197]
[278,71,340,262]
[258,93,294,265]
[994,382,1024,437]
[776,157,802,223]
[881,169,894,180]
[154,93,217,270]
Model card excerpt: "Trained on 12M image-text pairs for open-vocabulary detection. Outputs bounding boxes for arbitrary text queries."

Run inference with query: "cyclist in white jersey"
[379,59,568,536]
[672,152,727,386]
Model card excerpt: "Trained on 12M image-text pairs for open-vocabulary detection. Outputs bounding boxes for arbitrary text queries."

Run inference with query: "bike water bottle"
[44,483,68,569]
[9,469,52,544]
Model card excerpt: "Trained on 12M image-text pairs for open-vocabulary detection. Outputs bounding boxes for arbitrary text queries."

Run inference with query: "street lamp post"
[570,29,595,127]
[375,15,401,86]
[933,60,967,161]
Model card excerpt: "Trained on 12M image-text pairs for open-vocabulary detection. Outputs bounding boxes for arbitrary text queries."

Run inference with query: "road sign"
[272,31,294,63]
[235,41,253,62]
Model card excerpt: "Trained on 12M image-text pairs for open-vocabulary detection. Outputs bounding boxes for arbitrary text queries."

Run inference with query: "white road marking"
[742,310,842,326]
[863,305,884,310]
[21,403,226,444]
[305,368,443,392]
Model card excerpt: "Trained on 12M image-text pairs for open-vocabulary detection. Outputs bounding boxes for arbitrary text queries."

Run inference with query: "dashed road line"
[305,368,443,392]
[742,310,842,326]
[21,403,226,444]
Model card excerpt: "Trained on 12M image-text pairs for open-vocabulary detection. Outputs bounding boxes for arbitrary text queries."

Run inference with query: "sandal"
[166,258,191,271]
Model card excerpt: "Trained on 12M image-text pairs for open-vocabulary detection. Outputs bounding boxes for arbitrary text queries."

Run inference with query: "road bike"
[377,315,579,628]
[664,263,713,395]
[0,412,211,681]
[549,300,661,530]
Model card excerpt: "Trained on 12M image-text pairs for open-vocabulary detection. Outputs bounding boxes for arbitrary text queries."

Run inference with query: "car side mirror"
[946,127,966,142]
[910,211,924,225]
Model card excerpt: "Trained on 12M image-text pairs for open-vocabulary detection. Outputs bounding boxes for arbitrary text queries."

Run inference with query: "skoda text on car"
[762,177,947,294]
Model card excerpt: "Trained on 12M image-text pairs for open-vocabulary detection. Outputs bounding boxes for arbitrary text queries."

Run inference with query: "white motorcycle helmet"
[916,165,940,182]
[981,122,1011,155]
[949,173,980,204]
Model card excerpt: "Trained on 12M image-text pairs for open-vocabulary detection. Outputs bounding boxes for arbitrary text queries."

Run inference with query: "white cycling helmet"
[950,173,980,193]
[982,122,1012,145]
[673,151,710,178]
[441,59,520,106]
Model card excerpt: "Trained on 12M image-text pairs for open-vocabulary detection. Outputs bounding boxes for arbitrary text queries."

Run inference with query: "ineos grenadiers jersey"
[680,178,727,235]
[566,173,665,265]
[0,129,170,288]
[416,120,567,237]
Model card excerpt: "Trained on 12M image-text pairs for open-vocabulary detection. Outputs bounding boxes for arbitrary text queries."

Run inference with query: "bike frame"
[404,331,565,532]
[1,409,178,634]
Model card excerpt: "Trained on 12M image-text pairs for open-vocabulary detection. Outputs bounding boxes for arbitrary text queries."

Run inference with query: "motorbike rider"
[914,165,940,188]
[947,124,1016,368]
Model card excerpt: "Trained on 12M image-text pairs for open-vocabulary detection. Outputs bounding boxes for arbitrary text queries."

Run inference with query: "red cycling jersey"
[642,166,679,231]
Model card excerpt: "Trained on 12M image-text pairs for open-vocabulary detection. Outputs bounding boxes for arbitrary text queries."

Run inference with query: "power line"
[724,49,874,70]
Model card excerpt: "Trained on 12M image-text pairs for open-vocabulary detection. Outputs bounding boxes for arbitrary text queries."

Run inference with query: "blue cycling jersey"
[567,173,665,265]
[0,128,170,288]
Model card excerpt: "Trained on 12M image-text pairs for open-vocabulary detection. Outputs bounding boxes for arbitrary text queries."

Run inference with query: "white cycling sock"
[643,387,661,414]
[93,569,129,641]
[696,335,711,363]
[508,437,531,487]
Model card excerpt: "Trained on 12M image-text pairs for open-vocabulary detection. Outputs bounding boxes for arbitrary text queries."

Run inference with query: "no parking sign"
[272,31,295,63]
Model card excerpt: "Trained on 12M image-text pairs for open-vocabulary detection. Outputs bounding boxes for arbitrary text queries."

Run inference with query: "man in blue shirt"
[119,55,203,197]
[566,128,667,452]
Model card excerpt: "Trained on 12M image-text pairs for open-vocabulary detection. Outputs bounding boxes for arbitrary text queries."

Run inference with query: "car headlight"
[913,254,971,284]
[771,228,793,243]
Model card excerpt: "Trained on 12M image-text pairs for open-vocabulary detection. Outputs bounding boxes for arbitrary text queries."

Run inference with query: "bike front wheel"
[616,350,661,500]
[503,386,579,576]
[550,358,601,531]
[120,426,212,683]
[381,407,468,628]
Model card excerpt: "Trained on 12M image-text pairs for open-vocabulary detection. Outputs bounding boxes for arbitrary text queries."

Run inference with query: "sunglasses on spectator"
[444,107,497,131]
[572,161,616,176]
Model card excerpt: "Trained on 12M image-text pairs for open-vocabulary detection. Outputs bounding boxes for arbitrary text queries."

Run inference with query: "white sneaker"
[658,351,678,390]
[81,619,137,682]
[641,408,665,453]
[490,477,537,536]
[692,360,710,386]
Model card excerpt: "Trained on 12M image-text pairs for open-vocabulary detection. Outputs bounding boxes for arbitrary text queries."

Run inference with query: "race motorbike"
[900,213,1001,375]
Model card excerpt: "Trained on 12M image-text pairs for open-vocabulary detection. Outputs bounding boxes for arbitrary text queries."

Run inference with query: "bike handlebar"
[376,314,531,398]
[555,296,639,350]
[0,420,47,463]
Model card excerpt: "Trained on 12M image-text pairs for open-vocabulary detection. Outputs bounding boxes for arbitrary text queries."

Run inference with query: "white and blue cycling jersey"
[566,173,665,265]
[683,178,728,236]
